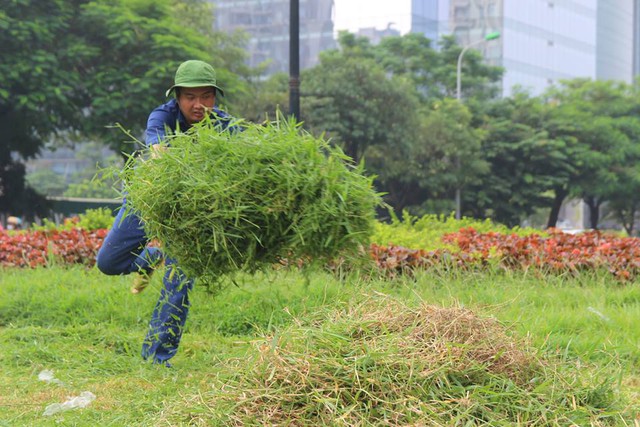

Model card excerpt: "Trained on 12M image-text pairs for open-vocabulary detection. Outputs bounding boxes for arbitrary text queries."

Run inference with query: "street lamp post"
[454,31,500,219]
[289,0,300,121]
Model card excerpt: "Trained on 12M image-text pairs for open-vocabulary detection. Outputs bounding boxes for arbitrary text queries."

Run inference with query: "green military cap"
[165,60,225,97]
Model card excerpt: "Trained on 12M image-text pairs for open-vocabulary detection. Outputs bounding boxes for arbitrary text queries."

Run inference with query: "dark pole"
[289,0,300,121]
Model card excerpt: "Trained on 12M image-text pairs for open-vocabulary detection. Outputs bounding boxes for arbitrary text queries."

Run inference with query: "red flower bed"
[0,229,108,268]
[371,228,640,281]
[2,227,639,281]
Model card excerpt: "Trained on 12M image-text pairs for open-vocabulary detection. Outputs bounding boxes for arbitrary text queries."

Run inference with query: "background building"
[635,0,640,75]
[410,0,440,42]
[356,24,401,45]
[596,0,635,82]
[211,0,336,75]
[410,0,639,96]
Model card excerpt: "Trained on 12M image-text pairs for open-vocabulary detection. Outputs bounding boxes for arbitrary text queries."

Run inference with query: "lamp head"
[484,32,501,41]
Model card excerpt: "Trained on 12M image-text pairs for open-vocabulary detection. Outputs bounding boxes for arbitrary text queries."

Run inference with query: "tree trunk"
[619,202,636,236]
[624,221,635,236]
[343,140,360,165]
[583,195,601,230]
[546,187,567,229]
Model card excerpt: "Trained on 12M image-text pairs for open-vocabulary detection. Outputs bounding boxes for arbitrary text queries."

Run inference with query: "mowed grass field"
[1,265,639,426]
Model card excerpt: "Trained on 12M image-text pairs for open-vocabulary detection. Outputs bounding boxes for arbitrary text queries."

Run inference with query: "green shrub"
[372,211,546,250]
[76,207,115,230]
[30,218,65,232]
[31,208,115,232]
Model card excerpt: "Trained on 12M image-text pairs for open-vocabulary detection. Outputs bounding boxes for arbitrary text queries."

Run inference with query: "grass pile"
[181,295,622,426]
[122,116,380,283]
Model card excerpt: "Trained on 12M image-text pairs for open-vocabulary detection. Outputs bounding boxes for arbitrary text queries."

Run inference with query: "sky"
[332,0,411,35]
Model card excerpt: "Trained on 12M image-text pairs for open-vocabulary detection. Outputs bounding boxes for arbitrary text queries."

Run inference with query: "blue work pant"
[96,204,193,364]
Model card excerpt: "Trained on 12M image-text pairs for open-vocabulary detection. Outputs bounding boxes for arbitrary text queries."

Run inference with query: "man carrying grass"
[96,60,235,366]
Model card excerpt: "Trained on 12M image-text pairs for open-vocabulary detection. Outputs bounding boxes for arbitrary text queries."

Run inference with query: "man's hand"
[151,144,167,159]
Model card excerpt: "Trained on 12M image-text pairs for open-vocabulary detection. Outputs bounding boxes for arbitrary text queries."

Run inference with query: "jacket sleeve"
[145,108,172,146]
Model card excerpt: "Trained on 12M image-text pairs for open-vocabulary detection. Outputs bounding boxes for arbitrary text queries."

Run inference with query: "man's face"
[177,86,216,125]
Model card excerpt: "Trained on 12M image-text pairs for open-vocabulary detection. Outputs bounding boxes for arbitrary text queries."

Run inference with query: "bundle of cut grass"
[181,296,623,426]
[122,116,380,282]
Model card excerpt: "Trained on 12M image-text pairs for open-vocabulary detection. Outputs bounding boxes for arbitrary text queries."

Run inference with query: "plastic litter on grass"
[42,391,96,416]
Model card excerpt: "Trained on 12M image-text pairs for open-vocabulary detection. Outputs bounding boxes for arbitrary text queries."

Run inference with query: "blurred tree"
[26,169,68,197]
[372,99,487,215]
[543,79,640,229]
[1,0,251,216]
[64,175,118,199]
[301,43,419,166]
[468,91,578,226]
[606,165,640,236]
[374,34,503,103]
[72,0,251,152]
[605,115,640,235]
[242,72,289,123]
[300,32,502,215]
[0,0,81,216]
[63,141,121,199]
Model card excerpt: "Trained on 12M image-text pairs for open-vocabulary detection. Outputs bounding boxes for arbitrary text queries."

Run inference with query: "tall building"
[411,0,638,96]
[211,0,336,75]
[635,0,640,75]
[409,1,440,41]
[597,0,635,82]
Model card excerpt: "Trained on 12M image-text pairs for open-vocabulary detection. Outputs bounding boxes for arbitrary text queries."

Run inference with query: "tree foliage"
[374,34,503,102]
[248,34,640,230]
[1,0,250,215]
[466,92,575,226]
[302,51,419,166]
[541,80,640,230]
[242,72,289,123]
[300,32,501,216]
[376,99,487,215]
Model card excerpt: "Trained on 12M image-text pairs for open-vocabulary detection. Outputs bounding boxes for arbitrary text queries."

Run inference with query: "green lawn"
[1,266,639,425]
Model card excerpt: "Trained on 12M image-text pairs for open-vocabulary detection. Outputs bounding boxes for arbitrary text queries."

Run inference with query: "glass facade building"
[210,0,336,75]
[635,0,640,75]
[210,0,638,90]
[412,0,637,96]
[596,0,635,82]
[410,0,441,42]
[502,0,597,95]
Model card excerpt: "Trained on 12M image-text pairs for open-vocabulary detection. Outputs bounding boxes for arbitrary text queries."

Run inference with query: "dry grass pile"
[189,296,622,426]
